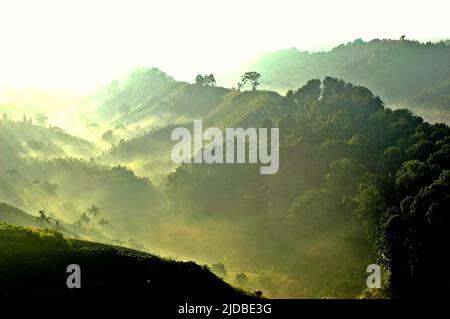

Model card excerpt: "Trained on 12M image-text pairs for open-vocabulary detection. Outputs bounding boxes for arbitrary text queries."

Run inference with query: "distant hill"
[395,76,450,123]
[0,158,165,237]
[252,38,450,121]
[100,84,297,181]
[0,202,37,228]
[94,67,174,121]
[116,82,230,125]
[0,117,96,168]
[0,223,250,299]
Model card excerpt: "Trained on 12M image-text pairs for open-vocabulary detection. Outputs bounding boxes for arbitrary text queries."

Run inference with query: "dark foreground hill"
[0,223,251,300]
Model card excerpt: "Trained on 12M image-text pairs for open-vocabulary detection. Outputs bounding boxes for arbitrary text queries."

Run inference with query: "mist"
[1,0,449,93]
[1,0,450,300]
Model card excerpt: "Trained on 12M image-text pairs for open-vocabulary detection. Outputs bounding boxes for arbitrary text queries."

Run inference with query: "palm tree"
[79,212,90,225]
[86,205,101,230]
[98,218,109,233]
[37,210,52,228]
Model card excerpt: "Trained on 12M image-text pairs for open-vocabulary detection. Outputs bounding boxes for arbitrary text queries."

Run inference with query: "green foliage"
[165,76,450,298]
[254,39,450,104]
[0,224,247,299]
[96,67,174,120]
[0,223,66,248]
[2,66,450,299]
[239,72,261,91]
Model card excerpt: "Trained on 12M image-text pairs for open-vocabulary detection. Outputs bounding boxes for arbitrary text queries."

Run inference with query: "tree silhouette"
[36,210,52,228]
[35,113,48,126]
[195,74,204,86]
[98,218,109,233]
[205,74,216,86]
[86,205,101,230]
[195,74,216,86]
[240,72,261,91]
[79,212,90,225]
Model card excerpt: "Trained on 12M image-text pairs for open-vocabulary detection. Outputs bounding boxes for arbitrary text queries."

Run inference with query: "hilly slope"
[251,38,450,121]
[0,202,38,228]
[0,223,250,299]
[99,84,297,182]
[94,67,174,121]
[0,158,165,238]
[164,77,450,298]
[0,117,96,168]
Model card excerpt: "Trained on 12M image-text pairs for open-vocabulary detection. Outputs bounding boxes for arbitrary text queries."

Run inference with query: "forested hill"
[0,116,96,166]
[166,77,450,298]
[252,38,450,122]
[94,67,174,121]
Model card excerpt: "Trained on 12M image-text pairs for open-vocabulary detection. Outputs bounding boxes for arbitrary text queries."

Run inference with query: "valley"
[2,38,450,299]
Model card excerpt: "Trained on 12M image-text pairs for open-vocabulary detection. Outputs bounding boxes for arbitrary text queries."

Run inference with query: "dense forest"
[2,39,450,299]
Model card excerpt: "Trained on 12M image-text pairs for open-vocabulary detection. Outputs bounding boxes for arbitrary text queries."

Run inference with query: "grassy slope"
[0,223,251,299]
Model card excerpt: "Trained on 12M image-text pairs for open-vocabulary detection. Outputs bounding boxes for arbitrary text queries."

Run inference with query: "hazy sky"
[0,0,449,92]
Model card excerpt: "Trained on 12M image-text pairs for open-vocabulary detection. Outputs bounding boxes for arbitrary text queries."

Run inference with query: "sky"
[0,0,449,93]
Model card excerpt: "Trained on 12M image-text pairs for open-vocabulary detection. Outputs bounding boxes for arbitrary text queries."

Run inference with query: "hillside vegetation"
[2,61,450,298]
[166,77,450,298]
[252,39,450,122]
[0,223,250,299]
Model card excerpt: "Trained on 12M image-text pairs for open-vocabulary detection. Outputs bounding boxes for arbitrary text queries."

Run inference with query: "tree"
[406,140,434,162]
[240,72,261,91]
[378,147,404,174]
[204,74,216,86]
[195,74,216,86]
[350,184,386,239]
[79,212,90,229]
[86,205,101,230]
[37,210,52,228]
[195,74,204,86]
[286,90,295,101]
[294,79,321,105]
[98,218,109,233]
[395,160,435,197]
[35,113,48,126]
[326,158,364,195]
